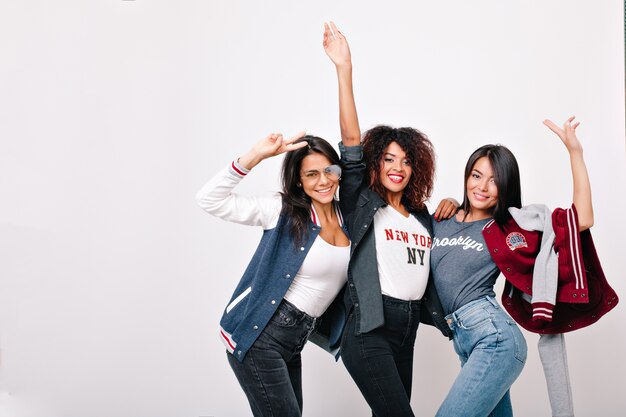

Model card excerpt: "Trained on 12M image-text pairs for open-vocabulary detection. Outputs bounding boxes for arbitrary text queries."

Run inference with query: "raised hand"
[239,132,308,170]
[543,116,583,155]
[323,21,352,68]
[323,21,360,144]
[543,116,593,230]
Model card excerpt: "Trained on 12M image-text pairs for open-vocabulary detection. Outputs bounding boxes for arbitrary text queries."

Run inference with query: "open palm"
[543,116,582,154]
[323,22,351,67]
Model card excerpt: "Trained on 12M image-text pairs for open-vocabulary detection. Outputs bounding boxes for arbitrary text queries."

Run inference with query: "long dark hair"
[280,135,340,244]
[362,125,435,210]
[461,144,522,226]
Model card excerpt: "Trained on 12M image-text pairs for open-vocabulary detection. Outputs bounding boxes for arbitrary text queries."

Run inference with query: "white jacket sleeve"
[195,160,282,230]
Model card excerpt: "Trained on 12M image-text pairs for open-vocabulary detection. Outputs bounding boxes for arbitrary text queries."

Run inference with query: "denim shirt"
[339,143,451,339]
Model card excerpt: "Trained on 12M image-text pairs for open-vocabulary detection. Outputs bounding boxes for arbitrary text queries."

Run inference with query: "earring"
[297,182,302,187]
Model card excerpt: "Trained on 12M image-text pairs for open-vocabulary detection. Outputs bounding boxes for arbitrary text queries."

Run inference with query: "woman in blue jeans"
[196,132,351,416]
[429,143,529,416]
[431,114,592,416]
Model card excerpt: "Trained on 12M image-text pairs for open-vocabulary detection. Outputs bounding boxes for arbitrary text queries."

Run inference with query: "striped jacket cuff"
[229,159,250,178]
[531,302,554,322]
[219,327,237,354]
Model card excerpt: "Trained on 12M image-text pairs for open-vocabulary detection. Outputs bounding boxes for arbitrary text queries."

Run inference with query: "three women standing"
[197,21,602,417]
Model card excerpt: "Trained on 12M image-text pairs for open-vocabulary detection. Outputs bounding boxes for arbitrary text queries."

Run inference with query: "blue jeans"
[341,295,420,417]
[436,296,527,417]
[227,299,317,417]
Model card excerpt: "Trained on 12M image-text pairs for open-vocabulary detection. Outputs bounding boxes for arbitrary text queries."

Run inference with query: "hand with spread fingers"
[543,116,583,155]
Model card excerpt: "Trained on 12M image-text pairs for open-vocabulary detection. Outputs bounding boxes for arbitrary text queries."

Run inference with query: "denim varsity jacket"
[339,143,451,338]
[196,160,349,362]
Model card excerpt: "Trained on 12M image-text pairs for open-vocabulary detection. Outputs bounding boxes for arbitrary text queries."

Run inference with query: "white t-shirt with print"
[374,206,431,301]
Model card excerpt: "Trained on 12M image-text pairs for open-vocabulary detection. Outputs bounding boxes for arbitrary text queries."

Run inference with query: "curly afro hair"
[362,125,435,210]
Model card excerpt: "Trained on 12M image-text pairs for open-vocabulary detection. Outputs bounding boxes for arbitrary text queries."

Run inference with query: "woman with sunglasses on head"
[324,22,457,416]
[196,132,350,417]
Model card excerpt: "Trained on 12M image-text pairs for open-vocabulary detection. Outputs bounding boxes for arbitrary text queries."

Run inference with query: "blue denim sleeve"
[339,142,363,162]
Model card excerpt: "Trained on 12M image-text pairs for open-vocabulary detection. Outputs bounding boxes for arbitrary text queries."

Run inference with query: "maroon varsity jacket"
[482,205,618,334]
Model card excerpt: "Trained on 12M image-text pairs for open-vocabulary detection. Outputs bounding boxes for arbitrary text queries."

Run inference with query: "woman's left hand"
[543,116,583,155]
[543,116,593,230]
[323,21,352,68]
[433,198,459,221]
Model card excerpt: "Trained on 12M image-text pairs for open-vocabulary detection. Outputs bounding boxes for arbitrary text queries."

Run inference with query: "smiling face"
[466,156,499,219]
[299,153,340,207]
[378,141,412,198]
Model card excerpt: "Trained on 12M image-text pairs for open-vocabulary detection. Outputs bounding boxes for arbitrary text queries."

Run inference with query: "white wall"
[0,1,624,416]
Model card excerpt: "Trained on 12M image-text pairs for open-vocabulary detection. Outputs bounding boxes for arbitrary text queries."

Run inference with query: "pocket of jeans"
[506,320,528,364]
[457,307,493,331]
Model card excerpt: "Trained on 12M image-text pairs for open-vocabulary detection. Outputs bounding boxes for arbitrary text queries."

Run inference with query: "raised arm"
[238,131,308,170]
[195,132,307,228]
[323,22,361,146]
[543,116,593,230]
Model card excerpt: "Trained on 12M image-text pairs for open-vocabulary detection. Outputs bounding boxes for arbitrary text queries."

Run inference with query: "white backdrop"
[1,1,624,416]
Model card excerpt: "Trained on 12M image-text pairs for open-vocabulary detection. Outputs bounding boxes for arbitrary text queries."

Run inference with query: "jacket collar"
[310,200,344,227]
[483,219,496,230]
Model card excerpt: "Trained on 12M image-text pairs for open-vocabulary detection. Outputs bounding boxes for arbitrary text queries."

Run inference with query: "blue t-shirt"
[431,216,500,315]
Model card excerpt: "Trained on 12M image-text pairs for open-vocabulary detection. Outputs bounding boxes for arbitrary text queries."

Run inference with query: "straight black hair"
[461,144,522,226]
[280,135,340,245]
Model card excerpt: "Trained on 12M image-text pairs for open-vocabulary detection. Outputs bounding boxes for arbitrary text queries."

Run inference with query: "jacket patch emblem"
[506,232,528,251]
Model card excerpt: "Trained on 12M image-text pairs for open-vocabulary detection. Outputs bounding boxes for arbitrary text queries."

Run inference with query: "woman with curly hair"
[324,22,457,416]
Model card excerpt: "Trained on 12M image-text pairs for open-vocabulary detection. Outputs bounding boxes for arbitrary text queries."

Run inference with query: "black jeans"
[227,299,317,417]
[341,295,421,417]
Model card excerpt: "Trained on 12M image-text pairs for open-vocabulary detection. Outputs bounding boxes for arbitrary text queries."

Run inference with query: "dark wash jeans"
[227,299,317,417]
[341,295,421,417]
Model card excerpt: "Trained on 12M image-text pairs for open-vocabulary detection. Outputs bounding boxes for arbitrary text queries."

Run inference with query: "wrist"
[238,150,263,170]
[568,148,584,159]
[335,62,353,73]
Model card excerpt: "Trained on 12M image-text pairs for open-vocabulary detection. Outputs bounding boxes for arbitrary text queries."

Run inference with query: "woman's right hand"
[323,22,352,68]
[239,132,308,170]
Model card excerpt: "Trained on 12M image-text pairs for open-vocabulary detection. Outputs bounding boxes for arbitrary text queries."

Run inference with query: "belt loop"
[307,316,318,336]
[486,295,498,308]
